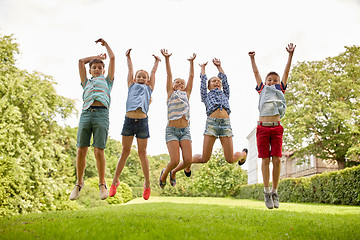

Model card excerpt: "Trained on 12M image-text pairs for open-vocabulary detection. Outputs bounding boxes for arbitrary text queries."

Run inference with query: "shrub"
[234,165,360,205]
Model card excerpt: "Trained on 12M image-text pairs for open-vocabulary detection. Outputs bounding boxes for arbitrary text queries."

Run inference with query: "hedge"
[233,165,360,205]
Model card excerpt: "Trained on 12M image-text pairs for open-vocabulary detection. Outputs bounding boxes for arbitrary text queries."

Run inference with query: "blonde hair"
[135,69,149,80]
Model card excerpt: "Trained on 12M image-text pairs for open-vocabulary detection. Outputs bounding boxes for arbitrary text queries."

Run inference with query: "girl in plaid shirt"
[185,58,247,176]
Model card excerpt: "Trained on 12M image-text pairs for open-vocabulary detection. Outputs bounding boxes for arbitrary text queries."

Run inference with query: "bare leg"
[94,147,106,184]
[137,138,150,188]
[262,158,271,188]
[191,135,217,164]
[76,147,88,185]
[219,137,247,164]
[171,139,192,178]
[161,140,181,182]
[272,156,281,189]
[112,136,134,185]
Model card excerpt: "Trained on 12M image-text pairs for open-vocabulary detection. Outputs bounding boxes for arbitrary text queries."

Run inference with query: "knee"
[138,149,147,158]
[94,147,104,158]
[262,158,271,165]
[121,147,131,157]
[169,159,180,168]
[77,147,88,157]
[272,157,281,165]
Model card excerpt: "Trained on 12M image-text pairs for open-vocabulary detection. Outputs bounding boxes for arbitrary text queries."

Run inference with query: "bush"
[234,165,360,205]
[158,149,248,197]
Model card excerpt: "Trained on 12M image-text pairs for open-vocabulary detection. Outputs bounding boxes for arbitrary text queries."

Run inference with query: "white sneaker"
[69,183,84,200]
[99,184,108,200]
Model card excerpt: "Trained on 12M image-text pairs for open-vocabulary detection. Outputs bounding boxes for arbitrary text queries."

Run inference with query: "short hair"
[89,59,105,68]
[266,71,280,79]
[135,69,150,80]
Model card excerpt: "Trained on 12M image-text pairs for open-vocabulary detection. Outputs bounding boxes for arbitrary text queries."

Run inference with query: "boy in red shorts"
[249,43,296,209]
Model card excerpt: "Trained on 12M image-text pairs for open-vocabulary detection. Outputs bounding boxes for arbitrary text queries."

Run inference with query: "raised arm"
[199,62,207,76]
[212,58,224,74]
[248,52,263,87]
[281,43,296,86]
[149,54,161,90]
[199,62,208,103]
[213,58,229,97]
[185,53,196,98]
[78,53,106,85]
[126,49,134,87]
[161,49,173,97]
[95,38,115,81]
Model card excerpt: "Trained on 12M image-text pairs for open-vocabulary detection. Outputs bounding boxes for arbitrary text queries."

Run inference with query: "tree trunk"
[337,159,345,170]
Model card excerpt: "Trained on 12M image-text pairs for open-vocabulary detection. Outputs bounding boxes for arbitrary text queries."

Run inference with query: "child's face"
[134,71,149,85]
[173,78,186,91]
[265,75,280,86]
[208,77,222,90]
[89,63,105,77]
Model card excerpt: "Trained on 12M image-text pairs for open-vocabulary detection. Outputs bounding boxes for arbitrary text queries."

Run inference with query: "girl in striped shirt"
[159,49,196,188]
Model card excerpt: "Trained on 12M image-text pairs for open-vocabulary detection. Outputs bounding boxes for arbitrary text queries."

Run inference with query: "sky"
[1,0,360,169]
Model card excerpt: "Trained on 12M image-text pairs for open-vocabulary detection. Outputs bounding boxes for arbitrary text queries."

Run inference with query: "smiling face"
[173,78,186,91]
[134,70,149,85]
[89,62,105,78]
[208,77,222,90]
[265,72,280,86]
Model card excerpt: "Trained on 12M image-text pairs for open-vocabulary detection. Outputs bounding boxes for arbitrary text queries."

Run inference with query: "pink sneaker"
[109,182,120,197]
[143,185,151,200]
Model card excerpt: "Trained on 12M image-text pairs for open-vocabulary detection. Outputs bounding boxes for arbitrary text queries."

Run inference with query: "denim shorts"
[76,108,109,149]
[204,117,233,138]
[121,116,150,139]
[165,126,192,143]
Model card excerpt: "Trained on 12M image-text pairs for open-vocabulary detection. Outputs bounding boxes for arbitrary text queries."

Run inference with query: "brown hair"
[89,59,105,68]
[208,76,220,89]
[266,71,280,79]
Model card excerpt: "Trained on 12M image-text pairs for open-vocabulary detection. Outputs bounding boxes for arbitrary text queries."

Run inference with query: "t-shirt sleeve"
[256,82,264,94]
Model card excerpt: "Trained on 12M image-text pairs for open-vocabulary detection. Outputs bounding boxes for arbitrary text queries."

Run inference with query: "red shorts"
[256,124,284,158]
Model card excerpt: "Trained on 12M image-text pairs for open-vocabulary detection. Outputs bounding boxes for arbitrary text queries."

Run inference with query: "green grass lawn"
[1,197,359,240]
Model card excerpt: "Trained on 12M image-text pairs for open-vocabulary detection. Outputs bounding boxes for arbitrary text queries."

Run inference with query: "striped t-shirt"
[81,75,114,110]
[167,90,190,121]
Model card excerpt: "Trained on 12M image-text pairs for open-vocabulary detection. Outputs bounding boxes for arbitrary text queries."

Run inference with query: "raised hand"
[126,48,132,57]
[248,51,255,57]
[95,38,107,46]
[212,58,222,67]
[187,53,196,62]
[161,49,172,58]
[153,54,161,62]
[199,62,208,68]
[286,43,296,53]
[98,53,107,60]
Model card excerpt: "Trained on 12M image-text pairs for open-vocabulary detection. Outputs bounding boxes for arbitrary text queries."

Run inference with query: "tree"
[283,46,360,169]
[0,34,76,215]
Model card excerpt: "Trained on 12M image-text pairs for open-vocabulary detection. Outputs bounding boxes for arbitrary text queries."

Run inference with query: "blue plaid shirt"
[200,72,231,116]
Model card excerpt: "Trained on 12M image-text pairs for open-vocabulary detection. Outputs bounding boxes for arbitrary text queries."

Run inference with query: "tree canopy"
[283,46,360,169]
[0,34,76,215]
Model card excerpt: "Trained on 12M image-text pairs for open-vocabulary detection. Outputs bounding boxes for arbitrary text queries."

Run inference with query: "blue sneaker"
[159,168,166,189]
